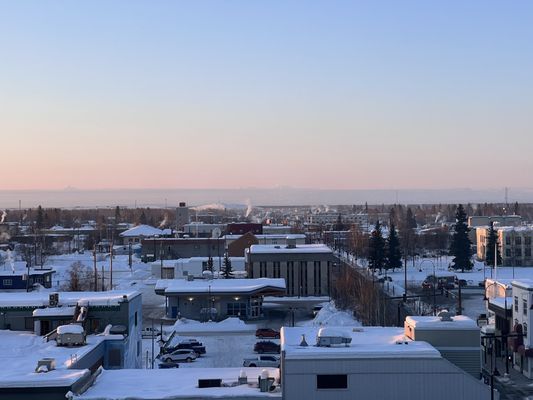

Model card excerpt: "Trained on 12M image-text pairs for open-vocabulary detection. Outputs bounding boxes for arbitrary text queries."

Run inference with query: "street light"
[419,259,437,316]
[483,281,510,375]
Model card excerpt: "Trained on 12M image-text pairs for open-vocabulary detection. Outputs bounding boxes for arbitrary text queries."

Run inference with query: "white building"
[151,257,246,279]
[476,226,533,266]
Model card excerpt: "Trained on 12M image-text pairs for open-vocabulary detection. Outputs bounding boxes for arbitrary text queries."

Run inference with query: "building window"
[137,340,141,356]
[2,279,13,286]
[516,248,523,257]
[506,237,511,245]
[524,299,528,316]
[526,237,532,246]
[526,248,532,258]
[260,262,267,278]
[135,312,138,326]
[506,249,512,257]
[515,296,519,312]
[317,374,348,389]
[524,323,528,338]
[227,302,247,316]
[516,237,522,245]
[273,262,280,278]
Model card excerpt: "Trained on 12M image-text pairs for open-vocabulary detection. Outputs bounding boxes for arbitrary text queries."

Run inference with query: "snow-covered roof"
[0,330,103,388]
[248,244,332,254]
[224,234,306,240]
[74,368,281,399]
[33,306,76,317]
[119,225,165,237]
[156,278,286,295]
[57,324,84,335]
[405,315,479,330]
[0,290,140,308]
[512,279,533,290]
[497,225,533,233]
[281,326,440,360]
[488,297,513,310]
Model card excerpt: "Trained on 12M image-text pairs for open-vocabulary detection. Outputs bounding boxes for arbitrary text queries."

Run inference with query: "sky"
[1,1,532,191]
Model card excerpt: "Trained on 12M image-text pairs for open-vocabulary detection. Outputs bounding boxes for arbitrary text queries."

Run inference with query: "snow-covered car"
[160,349,197,363]
[141,327,161,338]
[254,341,280,354]
[243,355,280,368]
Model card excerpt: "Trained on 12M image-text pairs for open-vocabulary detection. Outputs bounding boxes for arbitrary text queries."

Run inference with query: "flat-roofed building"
[245,241,336,297]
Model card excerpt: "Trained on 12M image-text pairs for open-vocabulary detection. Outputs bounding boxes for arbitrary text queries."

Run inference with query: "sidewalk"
[490,355,533,399]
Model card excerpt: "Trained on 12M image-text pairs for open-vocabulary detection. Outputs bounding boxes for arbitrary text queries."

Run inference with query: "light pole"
[419,259,437,316]
[484,281,509,375]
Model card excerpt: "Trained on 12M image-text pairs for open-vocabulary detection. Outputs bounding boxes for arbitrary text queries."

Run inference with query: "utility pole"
[110,241,114,290]
[457,283,462,315]
[128,242,132,269]
[93,244,97,291]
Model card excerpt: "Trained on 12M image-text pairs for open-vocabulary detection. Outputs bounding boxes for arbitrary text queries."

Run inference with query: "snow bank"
[172,317,256,334]
[303,301,361,327]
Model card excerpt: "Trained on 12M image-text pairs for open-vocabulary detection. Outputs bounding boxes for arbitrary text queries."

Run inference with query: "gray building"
[404,313,481,377]
[245,242,336,297]
[141,237,226,261]
[176,202,190,231]
[155,278,286,320]
[281,326,491,400]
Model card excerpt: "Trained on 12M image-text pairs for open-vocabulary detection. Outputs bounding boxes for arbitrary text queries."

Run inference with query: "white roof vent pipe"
[438,310,453,322]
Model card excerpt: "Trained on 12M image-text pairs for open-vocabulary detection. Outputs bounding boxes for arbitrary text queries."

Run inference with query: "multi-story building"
[176,202,190,231]
[510,280,533,377]
[476,226,533,266]
[245,240,336,297]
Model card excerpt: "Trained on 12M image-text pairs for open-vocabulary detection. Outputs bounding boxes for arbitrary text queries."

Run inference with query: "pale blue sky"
[1,1,532,190]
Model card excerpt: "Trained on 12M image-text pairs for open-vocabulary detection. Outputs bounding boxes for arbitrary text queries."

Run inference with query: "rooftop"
[281,326,440,360]
[0,330,103,388]
[405,315,479,330]
[0,290,140,308]
[119,225,171,237]
[248,244,332,254]
[156,278,286,295]
[75,368,281,399]
[512,279,533,290]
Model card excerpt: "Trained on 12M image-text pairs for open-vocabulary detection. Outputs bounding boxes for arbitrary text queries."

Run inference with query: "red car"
[255,328,280,339]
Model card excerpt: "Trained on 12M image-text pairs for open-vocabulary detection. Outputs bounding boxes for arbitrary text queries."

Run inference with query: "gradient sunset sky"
[1,1,532,191]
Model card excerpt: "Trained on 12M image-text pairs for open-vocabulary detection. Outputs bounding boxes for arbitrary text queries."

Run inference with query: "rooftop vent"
[285,237,297,249]
[299,334,308,347]
[198,379,222,388]
[438,311,453,322]
[35,358,56,373]
[316,328,352,347]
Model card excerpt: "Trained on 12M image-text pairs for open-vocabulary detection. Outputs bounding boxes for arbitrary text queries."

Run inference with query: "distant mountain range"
[0,187,532,208]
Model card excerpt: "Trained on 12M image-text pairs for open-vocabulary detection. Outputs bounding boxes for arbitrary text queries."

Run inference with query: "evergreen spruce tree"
[485,222,502,266]
[36,205,44,231]
[386,222,402,272]
[449,204,473,272]
[222,253,233,278]
[368,220,385,274]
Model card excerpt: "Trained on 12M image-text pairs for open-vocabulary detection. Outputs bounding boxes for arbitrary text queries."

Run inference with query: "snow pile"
[172,317,256,334]
[304,301,362,327]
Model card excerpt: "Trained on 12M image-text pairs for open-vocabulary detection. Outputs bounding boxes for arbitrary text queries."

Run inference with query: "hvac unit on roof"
[49,293,59,307]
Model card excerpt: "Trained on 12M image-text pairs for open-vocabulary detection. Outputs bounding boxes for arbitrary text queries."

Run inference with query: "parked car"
[158,361,180,369]
[243,355,280,368]
[254,341,281,354]
[255,328,280,339]
[161,338,206,355]
[141,327,161,339]
[160,349,197,363]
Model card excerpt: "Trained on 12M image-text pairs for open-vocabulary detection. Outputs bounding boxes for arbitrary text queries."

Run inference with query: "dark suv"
[255,328,280,339]
[254,341,281,354]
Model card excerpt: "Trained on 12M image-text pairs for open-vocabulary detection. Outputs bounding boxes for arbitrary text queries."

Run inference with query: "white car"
[141,327,161,339]
[160,349,197,363]
[243,355,280,368]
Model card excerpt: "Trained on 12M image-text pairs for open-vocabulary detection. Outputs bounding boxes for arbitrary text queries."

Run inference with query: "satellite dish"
[212,227,222,238]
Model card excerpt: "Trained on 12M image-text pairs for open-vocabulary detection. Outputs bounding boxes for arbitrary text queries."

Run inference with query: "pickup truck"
[243,355,280,368]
